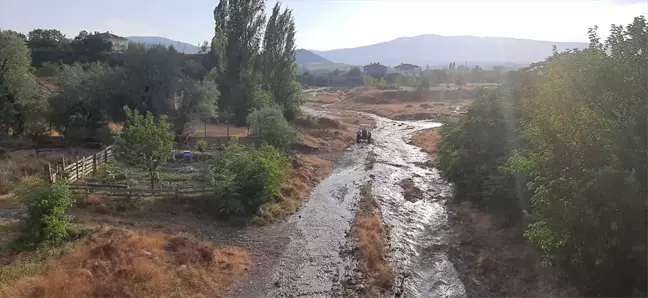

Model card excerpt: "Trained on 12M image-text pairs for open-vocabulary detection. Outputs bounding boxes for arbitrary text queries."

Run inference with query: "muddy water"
[368,116,466,298]
[240,110,465,297]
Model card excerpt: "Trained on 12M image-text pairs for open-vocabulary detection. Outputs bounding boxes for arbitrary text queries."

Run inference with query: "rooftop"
[395,63,421,70]
[94,32,127,40]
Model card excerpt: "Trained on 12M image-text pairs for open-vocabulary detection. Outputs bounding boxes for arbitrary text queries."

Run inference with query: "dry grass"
[354,183,394,295]
[254,155,332,224]
[1,227,251,298]
[452,201,572,297]
[295,112,374,153]
[411,129,441,158]
[314,93,341,104]
[330,87,474,121]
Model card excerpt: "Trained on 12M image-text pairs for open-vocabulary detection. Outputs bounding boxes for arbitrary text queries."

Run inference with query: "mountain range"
[126,36,201,54]
[295,49,354,71]
[127,34,589,70]
[311,34,588,68]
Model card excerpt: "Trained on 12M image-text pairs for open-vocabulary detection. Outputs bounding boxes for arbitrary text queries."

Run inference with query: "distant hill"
[126,36,201,54]
[296,49,355,72]
[311,35,588,67]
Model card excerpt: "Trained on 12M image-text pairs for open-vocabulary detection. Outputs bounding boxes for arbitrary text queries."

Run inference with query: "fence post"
[104,148,108,163]
[93,153,97,172]
[47,162,53,183]
[75,156,79,182]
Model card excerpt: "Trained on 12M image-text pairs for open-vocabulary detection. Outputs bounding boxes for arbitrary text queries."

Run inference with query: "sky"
[1,0,646,51]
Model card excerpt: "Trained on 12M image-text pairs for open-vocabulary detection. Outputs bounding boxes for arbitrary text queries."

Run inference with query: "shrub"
[18,183,75,246]
[196,139,208,152]
[247,106,301,150]
[206,143,288,217]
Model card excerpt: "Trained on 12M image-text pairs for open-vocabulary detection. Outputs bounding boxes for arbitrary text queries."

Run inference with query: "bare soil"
[313,86,476,122]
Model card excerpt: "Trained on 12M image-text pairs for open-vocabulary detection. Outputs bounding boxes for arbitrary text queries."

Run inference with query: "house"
[94,32,128,52]
[394,63,421,77]
[363,62,387,79]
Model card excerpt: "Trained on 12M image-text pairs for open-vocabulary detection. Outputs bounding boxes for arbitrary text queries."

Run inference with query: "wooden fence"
[48,146,114,183]
[69,183,213,199]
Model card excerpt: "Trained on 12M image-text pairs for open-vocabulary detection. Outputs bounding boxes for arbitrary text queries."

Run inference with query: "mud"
[232,109,466,297]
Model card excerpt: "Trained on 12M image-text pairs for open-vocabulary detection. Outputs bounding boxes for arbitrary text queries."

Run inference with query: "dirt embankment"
[294,111,375,153]
[323,86,478,122]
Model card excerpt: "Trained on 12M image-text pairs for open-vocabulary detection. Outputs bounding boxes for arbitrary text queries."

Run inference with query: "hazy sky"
[1,0,646,51]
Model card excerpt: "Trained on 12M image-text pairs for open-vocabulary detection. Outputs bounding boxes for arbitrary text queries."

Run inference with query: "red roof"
[95,32,127,40]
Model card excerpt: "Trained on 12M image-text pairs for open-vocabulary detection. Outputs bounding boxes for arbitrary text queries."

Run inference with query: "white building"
[394,63,421,77]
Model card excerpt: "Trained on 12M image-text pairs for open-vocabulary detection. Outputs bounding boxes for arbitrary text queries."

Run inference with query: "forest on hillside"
[437,16,647,297]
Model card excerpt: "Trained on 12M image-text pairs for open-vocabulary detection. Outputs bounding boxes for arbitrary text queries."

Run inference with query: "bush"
[247,106,301,150]
[196,139,208,152]
[18,183,75,246]
[206,143,288,217]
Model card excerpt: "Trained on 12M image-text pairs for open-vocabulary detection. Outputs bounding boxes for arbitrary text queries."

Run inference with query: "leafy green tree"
[261,2,302,121]
[0,30,48,136]
[207,143,288,216]
[377,78,388,88]
[437,16,647,296]
[170,79,220,137]
[49,62,115,144]
[363,76,375,86]
[115,106,175,189]
[247,106,300,150]
[20,183,76,247]
[394,75,403,86]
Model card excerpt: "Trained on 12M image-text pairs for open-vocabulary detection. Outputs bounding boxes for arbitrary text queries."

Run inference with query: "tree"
[394,75,403,86]
[247,106,300,149]
[261,2,302,121]
[363,76,375,86]
[0,30,48,136]
[211,0,266,125]
[50,62,115,145]
[170,79,220,138]
[115,106,175,189]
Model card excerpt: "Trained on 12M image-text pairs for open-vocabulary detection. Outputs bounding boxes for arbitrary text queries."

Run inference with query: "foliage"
[261,2,302,121]
[363,76,375,86]
[206,143,288,217]
[437,89,524,223]
[18,183,76,247]
[50,62,115,144]
[115,106,175,189]
[196,139,209,152]
[247,106,301,150]
[169,79,220,137]
[437,16,647,296]
[0,30,49,137]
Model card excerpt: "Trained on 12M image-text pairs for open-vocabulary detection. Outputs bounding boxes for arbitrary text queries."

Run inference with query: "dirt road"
[231,109,466,297]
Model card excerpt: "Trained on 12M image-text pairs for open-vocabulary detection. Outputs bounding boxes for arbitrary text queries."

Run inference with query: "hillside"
[311,34,588,67]
[126,36,201,54]
[296,49,355,71]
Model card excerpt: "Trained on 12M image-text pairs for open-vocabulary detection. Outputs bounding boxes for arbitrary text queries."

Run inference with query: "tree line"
[436,16,647,296]
[297,63,508,88]
[0,0,302,145]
